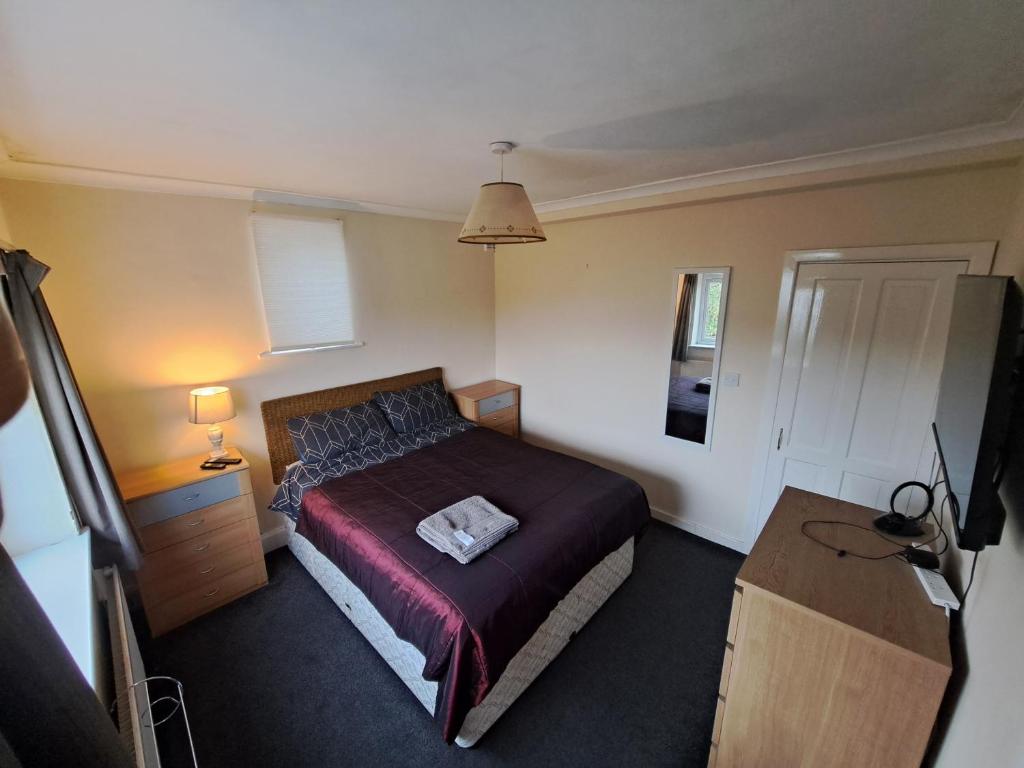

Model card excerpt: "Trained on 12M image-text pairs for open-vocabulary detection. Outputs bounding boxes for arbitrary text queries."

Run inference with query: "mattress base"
[282,514,634,747]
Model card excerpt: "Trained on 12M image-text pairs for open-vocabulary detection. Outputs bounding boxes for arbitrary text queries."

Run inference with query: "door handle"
[777,428,784,450]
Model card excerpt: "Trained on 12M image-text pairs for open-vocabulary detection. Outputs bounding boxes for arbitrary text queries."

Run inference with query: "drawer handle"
[199,565,216,575]
[192,542,211,552]
[186,518,205,528]
[203,587,220,599]
[183,493,201,502]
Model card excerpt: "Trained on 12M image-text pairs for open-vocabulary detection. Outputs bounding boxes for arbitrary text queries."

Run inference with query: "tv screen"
[931,275,1021,551]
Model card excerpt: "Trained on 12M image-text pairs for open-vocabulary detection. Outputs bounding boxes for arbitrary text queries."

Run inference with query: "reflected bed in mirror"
[665,267,731,447]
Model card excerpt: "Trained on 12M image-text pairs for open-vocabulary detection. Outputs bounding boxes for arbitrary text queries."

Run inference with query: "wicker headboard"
[260,367,443,483]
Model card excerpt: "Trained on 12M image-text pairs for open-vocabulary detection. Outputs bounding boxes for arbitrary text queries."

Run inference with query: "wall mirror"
[664,267,731,447]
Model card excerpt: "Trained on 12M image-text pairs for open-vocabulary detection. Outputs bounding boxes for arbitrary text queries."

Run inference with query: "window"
[691,272,723,348]
[250,214,359,356]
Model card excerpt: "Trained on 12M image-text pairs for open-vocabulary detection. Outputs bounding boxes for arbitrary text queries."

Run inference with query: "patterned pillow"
[371,379,457,434]
[287,402,396,463]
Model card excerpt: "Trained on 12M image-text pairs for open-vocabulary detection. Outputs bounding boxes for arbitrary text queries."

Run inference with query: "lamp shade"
[188,386,235,424]
[458,182,546,244]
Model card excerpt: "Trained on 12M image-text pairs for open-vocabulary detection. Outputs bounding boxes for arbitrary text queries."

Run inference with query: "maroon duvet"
[295,426,650,742]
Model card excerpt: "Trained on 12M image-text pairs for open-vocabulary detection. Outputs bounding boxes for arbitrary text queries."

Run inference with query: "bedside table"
[450,380,521,438]
[117,447,268,636]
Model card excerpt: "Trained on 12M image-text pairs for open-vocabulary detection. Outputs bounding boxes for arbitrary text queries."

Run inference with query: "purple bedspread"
[295,427,650,742]
[666,375,709,441]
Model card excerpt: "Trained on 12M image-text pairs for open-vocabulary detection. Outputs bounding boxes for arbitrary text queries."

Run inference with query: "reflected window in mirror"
[665,268,731,448]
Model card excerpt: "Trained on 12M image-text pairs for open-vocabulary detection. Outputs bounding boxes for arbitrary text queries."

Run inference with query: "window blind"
[251,214,356,353]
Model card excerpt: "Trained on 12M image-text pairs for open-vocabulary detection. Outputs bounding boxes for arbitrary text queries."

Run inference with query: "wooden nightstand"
[450,380,520,438]
[117,447,268,636]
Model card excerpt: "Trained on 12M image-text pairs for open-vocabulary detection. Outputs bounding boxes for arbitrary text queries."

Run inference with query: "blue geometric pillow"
[287,402,396,463]
[371,379,457,434]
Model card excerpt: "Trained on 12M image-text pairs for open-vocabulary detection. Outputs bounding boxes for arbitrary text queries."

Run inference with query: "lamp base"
[207,423,228,459]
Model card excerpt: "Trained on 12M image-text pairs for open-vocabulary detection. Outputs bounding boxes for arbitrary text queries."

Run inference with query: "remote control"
[913,566,961,611]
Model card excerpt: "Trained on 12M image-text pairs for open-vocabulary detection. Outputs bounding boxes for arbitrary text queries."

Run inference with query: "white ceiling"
[1,0,1022,216]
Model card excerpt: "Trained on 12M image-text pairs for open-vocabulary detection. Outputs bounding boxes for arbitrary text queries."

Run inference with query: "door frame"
[743,242,997,549]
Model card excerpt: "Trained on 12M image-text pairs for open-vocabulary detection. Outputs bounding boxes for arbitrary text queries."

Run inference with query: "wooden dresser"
[450,379,520,438]
[710,487,951,768]
[118,447,267,636]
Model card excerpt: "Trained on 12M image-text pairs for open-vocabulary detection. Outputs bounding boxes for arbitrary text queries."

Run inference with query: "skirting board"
[650,507,749,554]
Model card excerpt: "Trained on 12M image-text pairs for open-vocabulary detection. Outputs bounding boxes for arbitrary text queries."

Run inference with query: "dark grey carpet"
[138,521,742,767]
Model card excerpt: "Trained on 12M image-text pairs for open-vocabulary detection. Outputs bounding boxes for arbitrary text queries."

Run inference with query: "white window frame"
[690,272,723,348]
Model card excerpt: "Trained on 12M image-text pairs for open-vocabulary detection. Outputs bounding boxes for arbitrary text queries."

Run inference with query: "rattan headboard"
[260,367,443,483]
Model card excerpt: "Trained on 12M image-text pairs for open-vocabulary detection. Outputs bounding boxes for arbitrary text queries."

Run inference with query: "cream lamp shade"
[458,182,546,245]
[459,142,546,245]
[188,386,236,458]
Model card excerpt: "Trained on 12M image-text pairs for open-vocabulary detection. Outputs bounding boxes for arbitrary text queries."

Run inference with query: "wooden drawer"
[137,493,255,552]
[140,516,257,579]
[140,517,256,583]
[129,469,250,527]
[488,418,518,437]
[712,696,725,745]
[727,587,742,645]
[719,645,734,698]
[140,535,262,605]
[146,560,267,637]
[478,404,516,427]
[478,390,516,416]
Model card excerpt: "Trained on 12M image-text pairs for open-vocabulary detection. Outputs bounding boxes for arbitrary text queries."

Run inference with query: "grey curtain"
[671,273,698,363]
[1,249,140,570]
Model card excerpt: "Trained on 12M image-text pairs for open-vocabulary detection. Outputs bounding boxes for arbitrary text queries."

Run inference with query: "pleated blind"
[251,214,355,353]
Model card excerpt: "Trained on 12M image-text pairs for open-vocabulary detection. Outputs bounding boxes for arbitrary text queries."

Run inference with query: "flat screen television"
[932,275,1022,551]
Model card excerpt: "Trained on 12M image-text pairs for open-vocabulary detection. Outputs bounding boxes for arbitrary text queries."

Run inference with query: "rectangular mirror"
[664,267,731,447]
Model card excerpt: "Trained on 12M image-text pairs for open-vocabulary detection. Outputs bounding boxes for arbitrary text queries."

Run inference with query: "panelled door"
[758,259,965,522]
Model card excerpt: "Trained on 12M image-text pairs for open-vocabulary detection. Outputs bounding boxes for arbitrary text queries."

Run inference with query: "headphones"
[873,480,933,536]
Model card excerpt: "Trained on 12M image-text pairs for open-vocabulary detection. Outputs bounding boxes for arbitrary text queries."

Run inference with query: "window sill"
[689,342,717,350]
[259,341,365,358]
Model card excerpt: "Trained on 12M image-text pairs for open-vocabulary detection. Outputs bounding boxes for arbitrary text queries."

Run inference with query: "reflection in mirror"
[665,267,730,447]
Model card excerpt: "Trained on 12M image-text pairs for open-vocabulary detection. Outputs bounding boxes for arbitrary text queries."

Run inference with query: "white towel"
[416,496,518,564]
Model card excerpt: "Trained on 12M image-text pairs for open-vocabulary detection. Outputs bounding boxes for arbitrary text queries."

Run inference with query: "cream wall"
[496,162,1022,549]
[0,179,495,536]
[929,164,1024,768]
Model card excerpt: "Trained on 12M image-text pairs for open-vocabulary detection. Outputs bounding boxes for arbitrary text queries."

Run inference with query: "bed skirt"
[281,513,634,747]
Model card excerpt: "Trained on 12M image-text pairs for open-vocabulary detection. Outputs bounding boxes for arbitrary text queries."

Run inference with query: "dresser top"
[738,487,951,667]
[449,379,520,401]
[116,447,248,502]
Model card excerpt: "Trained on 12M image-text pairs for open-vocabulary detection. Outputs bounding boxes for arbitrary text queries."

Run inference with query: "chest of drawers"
[708,487,951,767]
[118,447,268,636]
[449,380,521,438]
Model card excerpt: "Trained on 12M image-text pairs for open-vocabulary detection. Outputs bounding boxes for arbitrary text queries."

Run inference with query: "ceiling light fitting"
[458,141,546,247]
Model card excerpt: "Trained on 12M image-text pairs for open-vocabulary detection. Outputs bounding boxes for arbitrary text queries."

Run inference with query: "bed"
[260,368,650,747]
[665,375,710,442]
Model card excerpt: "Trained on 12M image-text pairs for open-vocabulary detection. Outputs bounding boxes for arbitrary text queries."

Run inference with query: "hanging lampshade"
[458,142,546,245]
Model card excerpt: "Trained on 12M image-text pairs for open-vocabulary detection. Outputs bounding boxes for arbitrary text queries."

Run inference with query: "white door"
[758,259,965,523]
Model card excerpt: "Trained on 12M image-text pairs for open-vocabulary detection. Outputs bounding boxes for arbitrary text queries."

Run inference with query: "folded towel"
[417,496,518,564]
[695,376,712,394]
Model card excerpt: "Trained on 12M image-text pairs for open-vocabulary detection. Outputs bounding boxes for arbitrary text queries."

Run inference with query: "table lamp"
[188,386,236,459]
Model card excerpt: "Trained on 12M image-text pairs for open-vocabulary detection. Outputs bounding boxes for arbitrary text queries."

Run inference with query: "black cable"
[961,551,980,605]
[800,520,911,562]
[925,477,950,556]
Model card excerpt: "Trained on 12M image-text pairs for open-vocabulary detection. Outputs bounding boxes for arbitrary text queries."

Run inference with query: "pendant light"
[458,142,546,246]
